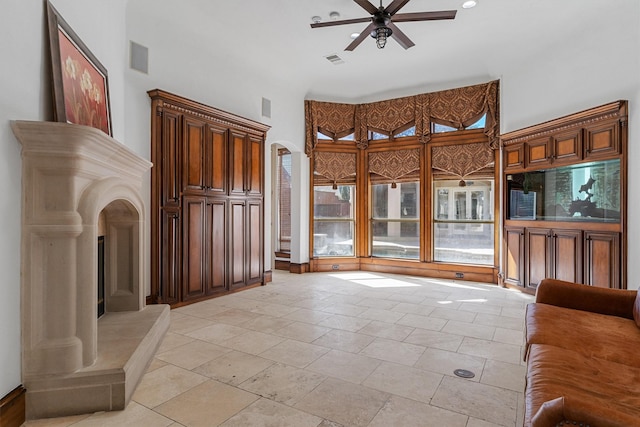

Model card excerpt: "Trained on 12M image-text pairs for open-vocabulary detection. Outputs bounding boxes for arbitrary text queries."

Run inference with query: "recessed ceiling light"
[312,15,322,24]
[350,32,360,39]
[462,0,477,9]
[329,11,340,20]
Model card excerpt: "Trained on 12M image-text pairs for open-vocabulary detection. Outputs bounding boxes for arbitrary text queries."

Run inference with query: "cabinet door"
[207,126,228,194]
[552,129,582,165]
[182,197,207,300]
[229,132,247,195]
[161,110,182,204]
[526,137,552,168]
[229,200,246,289]
[247,200,263,285]
[183,116,207,194]
[206,199,227,295]
[585,121,620,159]
[526,228,551,290]
[503,226,525,287]
[584,231,620,288]
[552,229,582,283]
[247,136,263,196]
[159,208,180,305]
[504,145,524,171]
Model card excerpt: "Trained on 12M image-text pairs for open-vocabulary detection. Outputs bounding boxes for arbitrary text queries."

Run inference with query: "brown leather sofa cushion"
[526,303,640,368]
[526,344,640,427]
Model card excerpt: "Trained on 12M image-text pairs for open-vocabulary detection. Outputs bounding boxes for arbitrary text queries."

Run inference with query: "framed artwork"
[47,1,112,136]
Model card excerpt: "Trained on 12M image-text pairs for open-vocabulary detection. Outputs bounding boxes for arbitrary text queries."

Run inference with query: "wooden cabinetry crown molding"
[501,100,627,146]
[148,89,270,135]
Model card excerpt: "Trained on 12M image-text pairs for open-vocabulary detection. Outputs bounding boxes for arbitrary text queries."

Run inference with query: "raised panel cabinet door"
[503,226,525,287]
[182,197,207,300]
[552,229,582,283]
[504,145,524,171]
[182,116,208,193]
[247,201,263,284]
[247,136,263,196]
[525,137,552,168]
[206,199,227,295]
[585,120,620,159]
[230,200,246,289]
[525,228,552,290]
[552,129,582,165]
[161,110,182,204]
[229,132,246,195]
[207,126,228,194]
[160,208,180,305]
[584,231,620,288]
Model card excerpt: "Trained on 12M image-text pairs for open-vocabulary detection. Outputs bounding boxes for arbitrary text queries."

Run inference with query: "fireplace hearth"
[12,121,169,419]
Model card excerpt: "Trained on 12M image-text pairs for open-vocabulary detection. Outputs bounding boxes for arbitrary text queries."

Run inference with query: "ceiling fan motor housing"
[370,10,392,38]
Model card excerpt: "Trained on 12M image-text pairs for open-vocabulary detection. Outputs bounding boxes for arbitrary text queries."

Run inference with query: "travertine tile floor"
[25,270,534,427]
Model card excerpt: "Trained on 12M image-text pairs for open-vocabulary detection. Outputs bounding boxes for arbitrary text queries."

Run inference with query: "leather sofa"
[523,278,640,427]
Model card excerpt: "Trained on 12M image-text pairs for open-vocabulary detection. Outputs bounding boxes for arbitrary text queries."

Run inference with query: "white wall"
[499,2,640,289]
[0,0,127,399]
[1,0,638,403]
[125,0,310,276]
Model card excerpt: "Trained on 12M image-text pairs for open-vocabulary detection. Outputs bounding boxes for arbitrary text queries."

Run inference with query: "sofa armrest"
[536,278,636,320]
[531,396,633,427]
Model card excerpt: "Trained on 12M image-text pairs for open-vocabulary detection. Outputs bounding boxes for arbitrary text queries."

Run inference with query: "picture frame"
[46,1,112,136]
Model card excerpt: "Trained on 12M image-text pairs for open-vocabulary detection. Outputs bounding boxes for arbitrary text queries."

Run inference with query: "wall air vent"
[325,54,345,65]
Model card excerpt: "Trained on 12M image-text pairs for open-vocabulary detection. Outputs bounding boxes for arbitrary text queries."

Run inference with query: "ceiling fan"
[310,0,457,50]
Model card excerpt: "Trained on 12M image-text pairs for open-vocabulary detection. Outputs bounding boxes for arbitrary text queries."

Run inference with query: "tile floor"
[25,270,534,427]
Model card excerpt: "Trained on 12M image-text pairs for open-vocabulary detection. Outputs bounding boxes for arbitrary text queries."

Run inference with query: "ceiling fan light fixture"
[462,0,477,9]
[372,26,392,49]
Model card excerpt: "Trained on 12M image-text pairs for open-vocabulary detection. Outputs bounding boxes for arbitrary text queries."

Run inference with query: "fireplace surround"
[12,121,169,419]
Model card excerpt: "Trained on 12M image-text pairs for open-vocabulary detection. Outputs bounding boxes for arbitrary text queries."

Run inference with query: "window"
[370,131,389,141]
[394,126,416,138]
[275,148,291,252]
[371,182,420,259]
[433,180,494,265]
[432,113,487,133]
[317,131,355,141]
[313,185,355,257]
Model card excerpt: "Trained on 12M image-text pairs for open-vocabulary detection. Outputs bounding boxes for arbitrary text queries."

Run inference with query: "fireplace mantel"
[12,121,169,419]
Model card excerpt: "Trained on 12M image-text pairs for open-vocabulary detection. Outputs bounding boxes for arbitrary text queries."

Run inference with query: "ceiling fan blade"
[393,10,457,22]
[345,22,376,51]
[354,0,379,15]
[385,0,411,16]
[311,17,371,28]
[387,22,415,49]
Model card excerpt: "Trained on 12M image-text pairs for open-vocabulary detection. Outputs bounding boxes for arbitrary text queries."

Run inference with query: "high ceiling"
[133,0,626,102]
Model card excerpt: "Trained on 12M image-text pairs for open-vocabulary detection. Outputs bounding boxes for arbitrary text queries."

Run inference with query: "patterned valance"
[431,142,495,180]
[369,149,420,186]
[305,101,358,153]
[358,95,428,148]
[305,80,500,155]
[430,81,500,147]
[314,151,357,188]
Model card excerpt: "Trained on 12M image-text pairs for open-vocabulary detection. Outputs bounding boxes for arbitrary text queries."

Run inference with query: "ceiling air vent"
[325,54,345,65]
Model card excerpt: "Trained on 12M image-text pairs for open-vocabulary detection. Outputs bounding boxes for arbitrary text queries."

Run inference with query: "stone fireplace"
[12,121,169,419]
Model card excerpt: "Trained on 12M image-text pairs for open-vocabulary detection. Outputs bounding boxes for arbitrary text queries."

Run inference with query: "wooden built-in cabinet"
[149,89,269,307]
[501,101,627,293]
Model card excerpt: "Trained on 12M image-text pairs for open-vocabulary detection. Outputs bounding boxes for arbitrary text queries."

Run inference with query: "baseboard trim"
[0,385,26,427]
[264,270,273,283]
[290,263,309,274]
